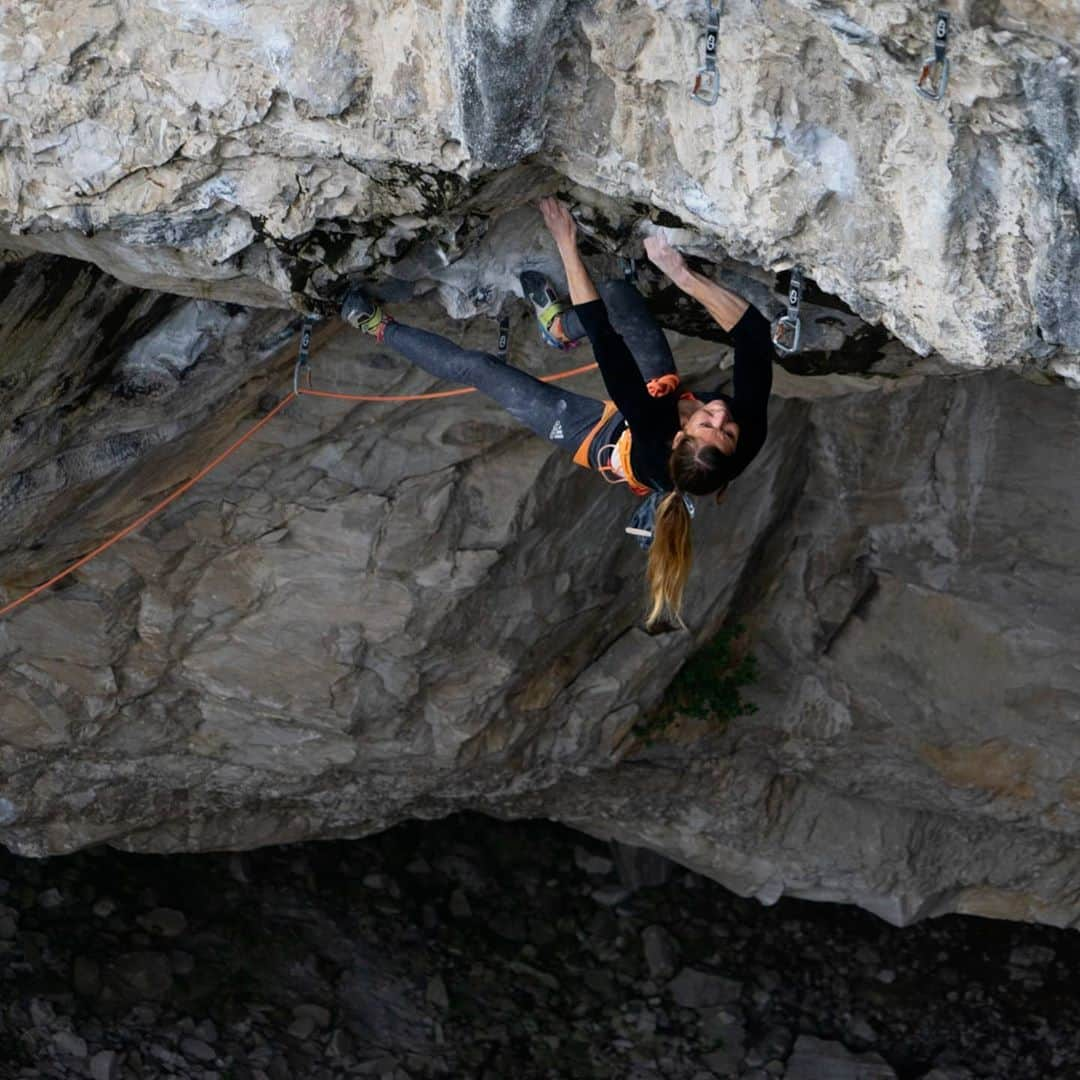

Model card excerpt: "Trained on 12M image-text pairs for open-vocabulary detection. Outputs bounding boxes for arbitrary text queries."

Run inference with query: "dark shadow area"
[0,813,1077,1079]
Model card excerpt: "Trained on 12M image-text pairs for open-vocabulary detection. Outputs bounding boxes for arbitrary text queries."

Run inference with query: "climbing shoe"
[341,286,393,341]
[519,270,581,350]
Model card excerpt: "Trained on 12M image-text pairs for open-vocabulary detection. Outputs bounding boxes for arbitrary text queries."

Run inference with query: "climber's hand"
[538,196,578,250]
[644,233,690,285]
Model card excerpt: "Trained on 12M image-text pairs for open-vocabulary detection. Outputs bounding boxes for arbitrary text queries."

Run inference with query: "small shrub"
[633,623,758,745]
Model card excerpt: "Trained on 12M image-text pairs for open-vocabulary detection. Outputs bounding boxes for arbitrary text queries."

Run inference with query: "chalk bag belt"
[691,1,722,106]
[773,267,804,356]
[292,315,317,395]
[915,11,950,101]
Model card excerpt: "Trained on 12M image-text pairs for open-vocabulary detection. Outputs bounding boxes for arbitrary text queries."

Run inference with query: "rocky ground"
[1,814,1078,1080]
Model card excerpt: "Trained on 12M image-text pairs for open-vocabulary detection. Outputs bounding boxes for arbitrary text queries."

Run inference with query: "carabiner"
[772,315,801,356]
[915,56,950,101]
[691,67,720,107]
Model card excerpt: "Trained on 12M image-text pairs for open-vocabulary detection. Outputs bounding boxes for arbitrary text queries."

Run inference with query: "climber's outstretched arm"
[644,234,748,333]
[539,196,600,306]
[538,198,672,431]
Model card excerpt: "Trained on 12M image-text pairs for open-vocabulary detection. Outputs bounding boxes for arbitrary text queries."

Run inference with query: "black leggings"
[381,280,675,452]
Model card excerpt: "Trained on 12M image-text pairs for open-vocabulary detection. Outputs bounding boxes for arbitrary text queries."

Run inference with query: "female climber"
[341,196,775,630]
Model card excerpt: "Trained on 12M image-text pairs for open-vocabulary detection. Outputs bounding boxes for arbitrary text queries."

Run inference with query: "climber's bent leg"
[382,322,604,448]
[599,279,677,382]
[561,279,677,385]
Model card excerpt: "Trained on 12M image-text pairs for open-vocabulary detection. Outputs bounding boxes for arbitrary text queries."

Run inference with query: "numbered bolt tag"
[787,274,803,314]
[299,317,314,359]
[932,12,950,61]
[915,11,951,101]
[704,23,718,60]
[497,315,510,358]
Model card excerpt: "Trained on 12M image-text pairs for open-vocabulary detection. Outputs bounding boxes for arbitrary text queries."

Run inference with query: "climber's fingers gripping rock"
[538,196,578,251]
[643,233,690,285]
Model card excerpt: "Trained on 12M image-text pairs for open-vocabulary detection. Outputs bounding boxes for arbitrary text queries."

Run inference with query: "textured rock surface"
[0,0,1077,382]
[2,253,1079,929]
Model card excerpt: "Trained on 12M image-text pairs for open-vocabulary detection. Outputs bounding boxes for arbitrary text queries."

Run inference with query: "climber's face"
[679,400,739,456]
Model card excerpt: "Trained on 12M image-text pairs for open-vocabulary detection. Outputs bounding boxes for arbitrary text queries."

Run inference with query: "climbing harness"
[587,371,680,499]
[497,315,511,358]
[915,11,950,101]
[772,267,804,356]
[292,315,316,395]
[690,1,722,106]
[626,490,696,550]
[596,438,651,498]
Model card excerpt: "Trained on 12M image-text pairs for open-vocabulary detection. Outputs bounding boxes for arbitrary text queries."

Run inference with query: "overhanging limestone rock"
[1,253,1079,928]
[0,1,1077,381]
[1,0,1078,925]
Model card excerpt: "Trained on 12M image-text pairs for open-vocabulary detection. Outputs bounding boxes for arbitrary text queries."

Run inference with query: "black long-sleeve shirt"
[573,299,774,492]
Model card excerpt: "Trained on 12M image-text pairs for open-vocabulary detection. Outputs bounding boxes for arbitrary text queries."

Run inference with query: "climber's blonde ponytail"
[645,490,693,630]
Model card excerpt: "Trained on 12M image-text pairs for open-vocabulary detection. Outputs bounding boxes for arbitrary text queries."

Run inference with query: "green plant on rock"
[634,623,758,745]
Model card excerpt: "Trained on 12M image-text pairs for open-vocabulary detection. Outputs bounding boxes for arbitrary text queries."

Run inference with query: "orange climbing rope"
[0,330,599,620]
[0,391,299,620]
[294,358,598,403]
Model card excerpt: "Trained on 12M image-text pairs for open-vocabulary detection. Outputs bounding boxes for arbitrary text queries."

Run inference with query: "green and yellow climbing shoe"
[341,286,393,340]
[519,270,580,350]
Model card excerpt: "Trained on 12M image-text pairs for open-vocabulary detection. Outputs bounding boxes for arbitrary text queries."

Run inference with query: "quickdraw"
[690,1,722,106]
[915,11,950,102]
[622,257,637,283]
[292,315,317,395]
[497,314,510,358]
[772,267,803,356]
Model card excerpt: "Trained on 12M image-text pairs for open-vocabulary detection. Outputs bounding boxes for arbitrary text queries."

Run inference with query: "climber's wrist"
[555,235,579,258]
[670,263,695,291]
